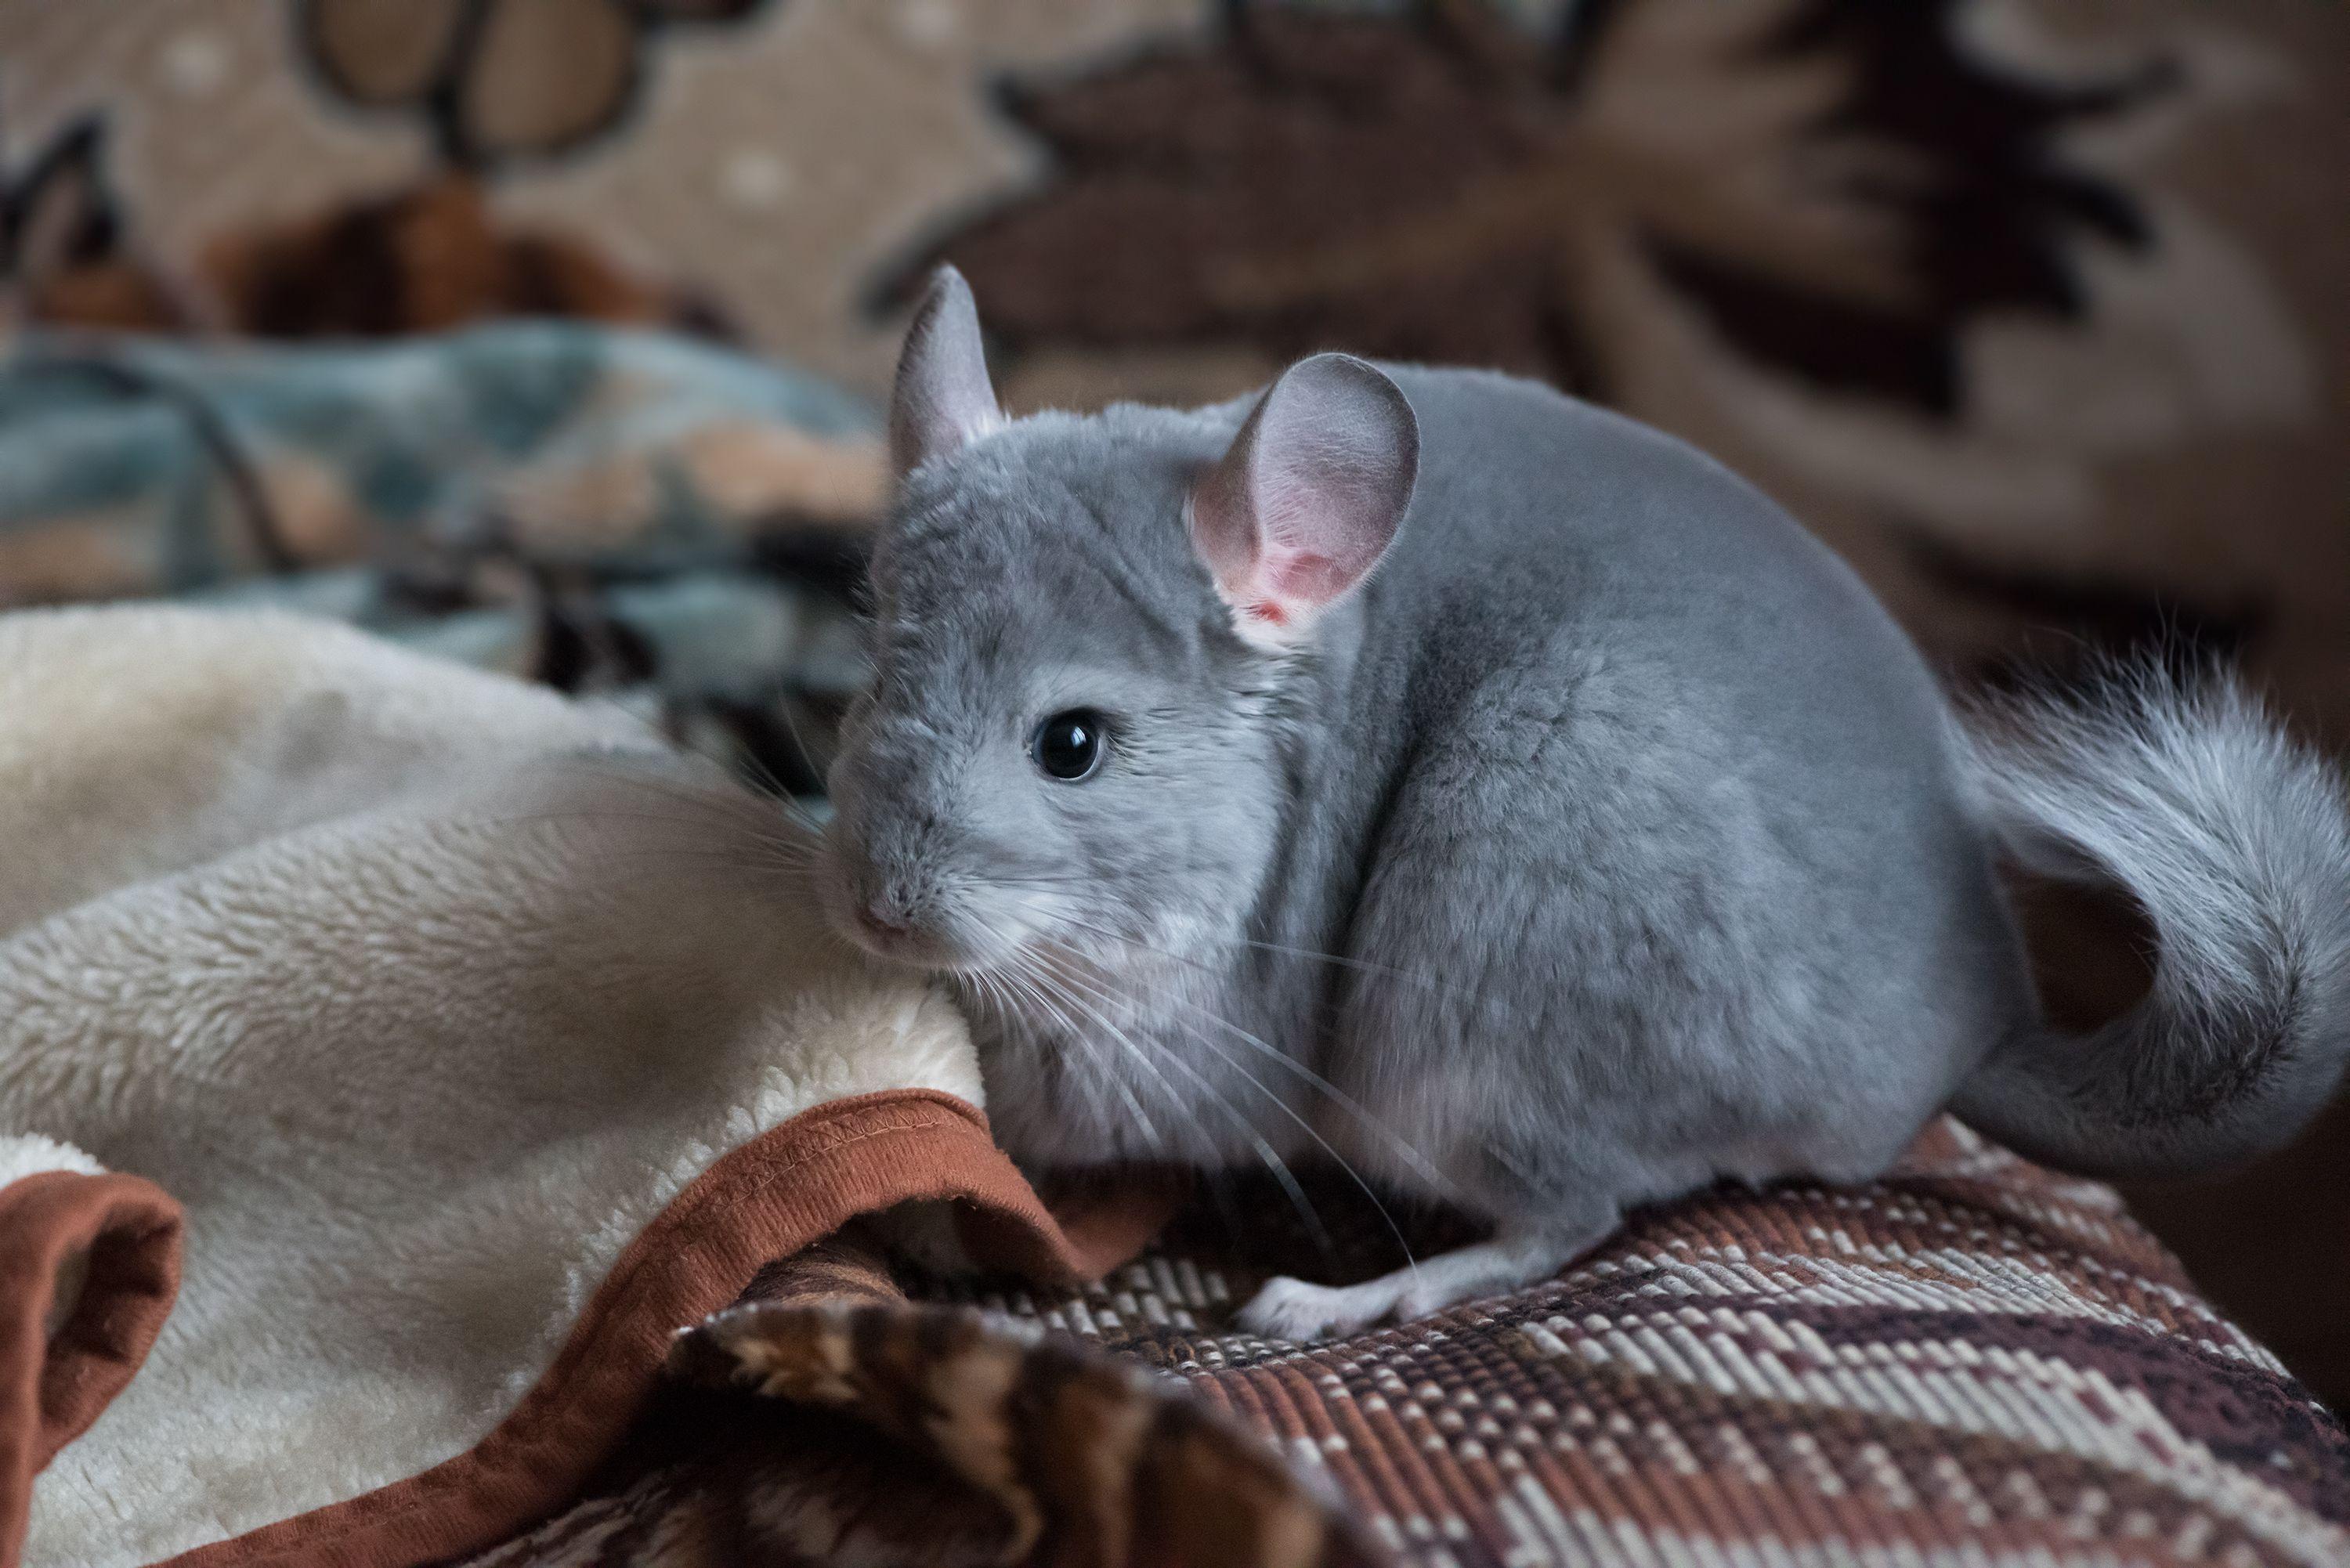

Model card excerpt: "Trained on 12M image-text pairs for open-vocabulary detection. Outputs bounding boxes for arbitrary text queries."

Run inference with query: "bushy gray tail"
[1953,666,2350,1178]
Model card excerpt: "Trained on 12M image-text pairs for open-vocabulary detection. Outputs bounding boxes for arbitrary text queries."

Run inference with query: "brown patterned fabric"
[466,1123,2349,1567]
[461,1233,1382,1568]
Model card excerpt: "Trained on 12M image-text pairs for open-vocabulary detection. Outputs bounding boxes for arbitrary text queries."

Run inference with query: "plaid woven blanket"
[493,1125,2350,1567]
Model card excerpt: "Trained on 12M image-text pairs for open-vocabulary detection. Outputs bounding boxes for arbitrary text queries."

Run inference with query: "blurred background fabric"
[0,0,2343,1407]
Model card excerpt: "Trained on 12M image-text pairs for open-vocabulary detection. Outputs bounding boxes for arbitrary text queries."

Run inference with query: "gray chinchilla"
[819,266,2350,1340]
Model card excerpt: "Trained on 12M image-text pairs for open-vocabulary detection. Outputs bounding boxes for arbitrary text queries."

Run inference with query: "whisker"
[468,805,813,862]
[1041,943,1390,1271]
[980,876,1491,1009]
[971,966,1106,1147]
[552,759,833,880]
[1008,948,1336,1260]
[990,959,1166,1157]
[576,692,830,837]
[1006,950,1189,1159]
[593,844,815,873]
[728,732,829,835]
[768,690,836,797]
[1039,910,1462,1198]
[559,757,801,835]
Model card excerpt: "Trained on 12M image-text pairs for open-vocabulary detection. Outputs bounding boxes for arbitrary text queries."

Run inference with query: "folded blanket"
[0,605,1097,1566]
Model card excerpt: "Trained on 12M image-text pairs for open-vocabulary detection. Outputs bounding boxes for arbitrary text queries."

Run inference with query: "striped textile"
[471,1120,2349,1566]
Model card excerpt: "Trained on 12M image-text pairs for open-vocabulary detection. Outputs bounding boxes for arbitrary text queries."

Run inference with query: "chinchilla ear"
[1187,352,1418,647]
[889,264,1003,478]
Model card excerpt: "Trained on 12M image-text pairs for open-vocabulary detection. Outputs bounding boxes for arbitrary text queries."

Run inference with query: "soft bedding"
[0,605,1114,1566]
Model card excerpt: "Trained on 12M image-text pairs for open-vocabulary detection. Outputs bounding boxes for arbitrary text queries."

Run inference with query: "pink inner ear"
[1262,549,1350,605]
[1190,353,1417,633]
[1204,501,1390,629]
[1223,549,1351,634]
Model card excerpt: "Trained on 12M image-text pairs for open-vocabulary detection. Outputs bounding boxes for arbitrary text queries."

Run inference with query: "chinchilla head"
[819,266,1419,1001]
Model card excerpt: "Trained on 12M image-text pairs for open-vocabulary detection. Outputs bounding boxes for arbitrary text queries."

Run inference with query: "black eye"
[1032,710,1108,782]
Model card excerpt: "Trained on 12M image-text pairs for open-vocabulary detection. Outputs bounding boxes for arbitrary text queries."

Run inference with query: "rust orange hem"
[0,1170,183,1568]
[1,1090,1091,1568]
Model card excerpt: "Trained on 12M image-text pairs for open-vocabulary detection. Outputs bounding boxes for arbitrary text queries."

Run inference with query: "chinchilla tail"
[1950,661,2350,1178]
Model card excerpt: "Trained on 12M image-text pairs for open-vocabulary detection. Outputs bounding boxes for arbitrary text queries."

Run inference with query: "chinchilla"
[817,266,2350,1340]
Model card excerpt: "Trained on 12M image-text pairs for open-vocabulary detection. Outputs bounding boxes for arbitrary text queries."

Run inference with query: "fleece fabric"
[0,606,1086,1568]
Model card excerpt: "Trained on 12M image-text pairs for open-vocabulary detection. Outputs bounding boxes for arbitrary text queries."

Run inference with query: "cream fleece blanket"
[0,607,1079,1567]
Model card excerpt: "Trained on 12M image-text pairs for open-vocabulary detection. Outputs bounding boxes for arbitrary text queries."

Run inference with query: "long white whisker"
[984,876,1491,1008]
[561,757,828,850]
[1040,910,1461,1198]
[1043,943,1396,1270]
[541,760,835,896]
[992,959,1166,1157]
[1013,949,1335,1257]
[1009,950,1199,1163]
[479,807,819,880]
[765,692,834,799]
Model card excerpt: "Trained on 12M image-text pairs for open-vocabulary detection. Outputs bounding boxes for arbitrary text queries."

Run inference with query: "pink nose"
[857,905,913,943]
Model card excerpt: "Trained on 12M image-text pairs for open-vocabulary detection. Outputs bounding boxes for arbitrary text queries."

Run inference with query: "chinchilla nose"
[855,898,915,942]
[854,880,924,942]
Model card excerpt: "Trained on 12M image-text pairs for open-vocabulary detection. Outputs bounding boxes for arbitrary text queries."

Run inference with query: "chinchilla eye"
[1032,710,1108,782]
